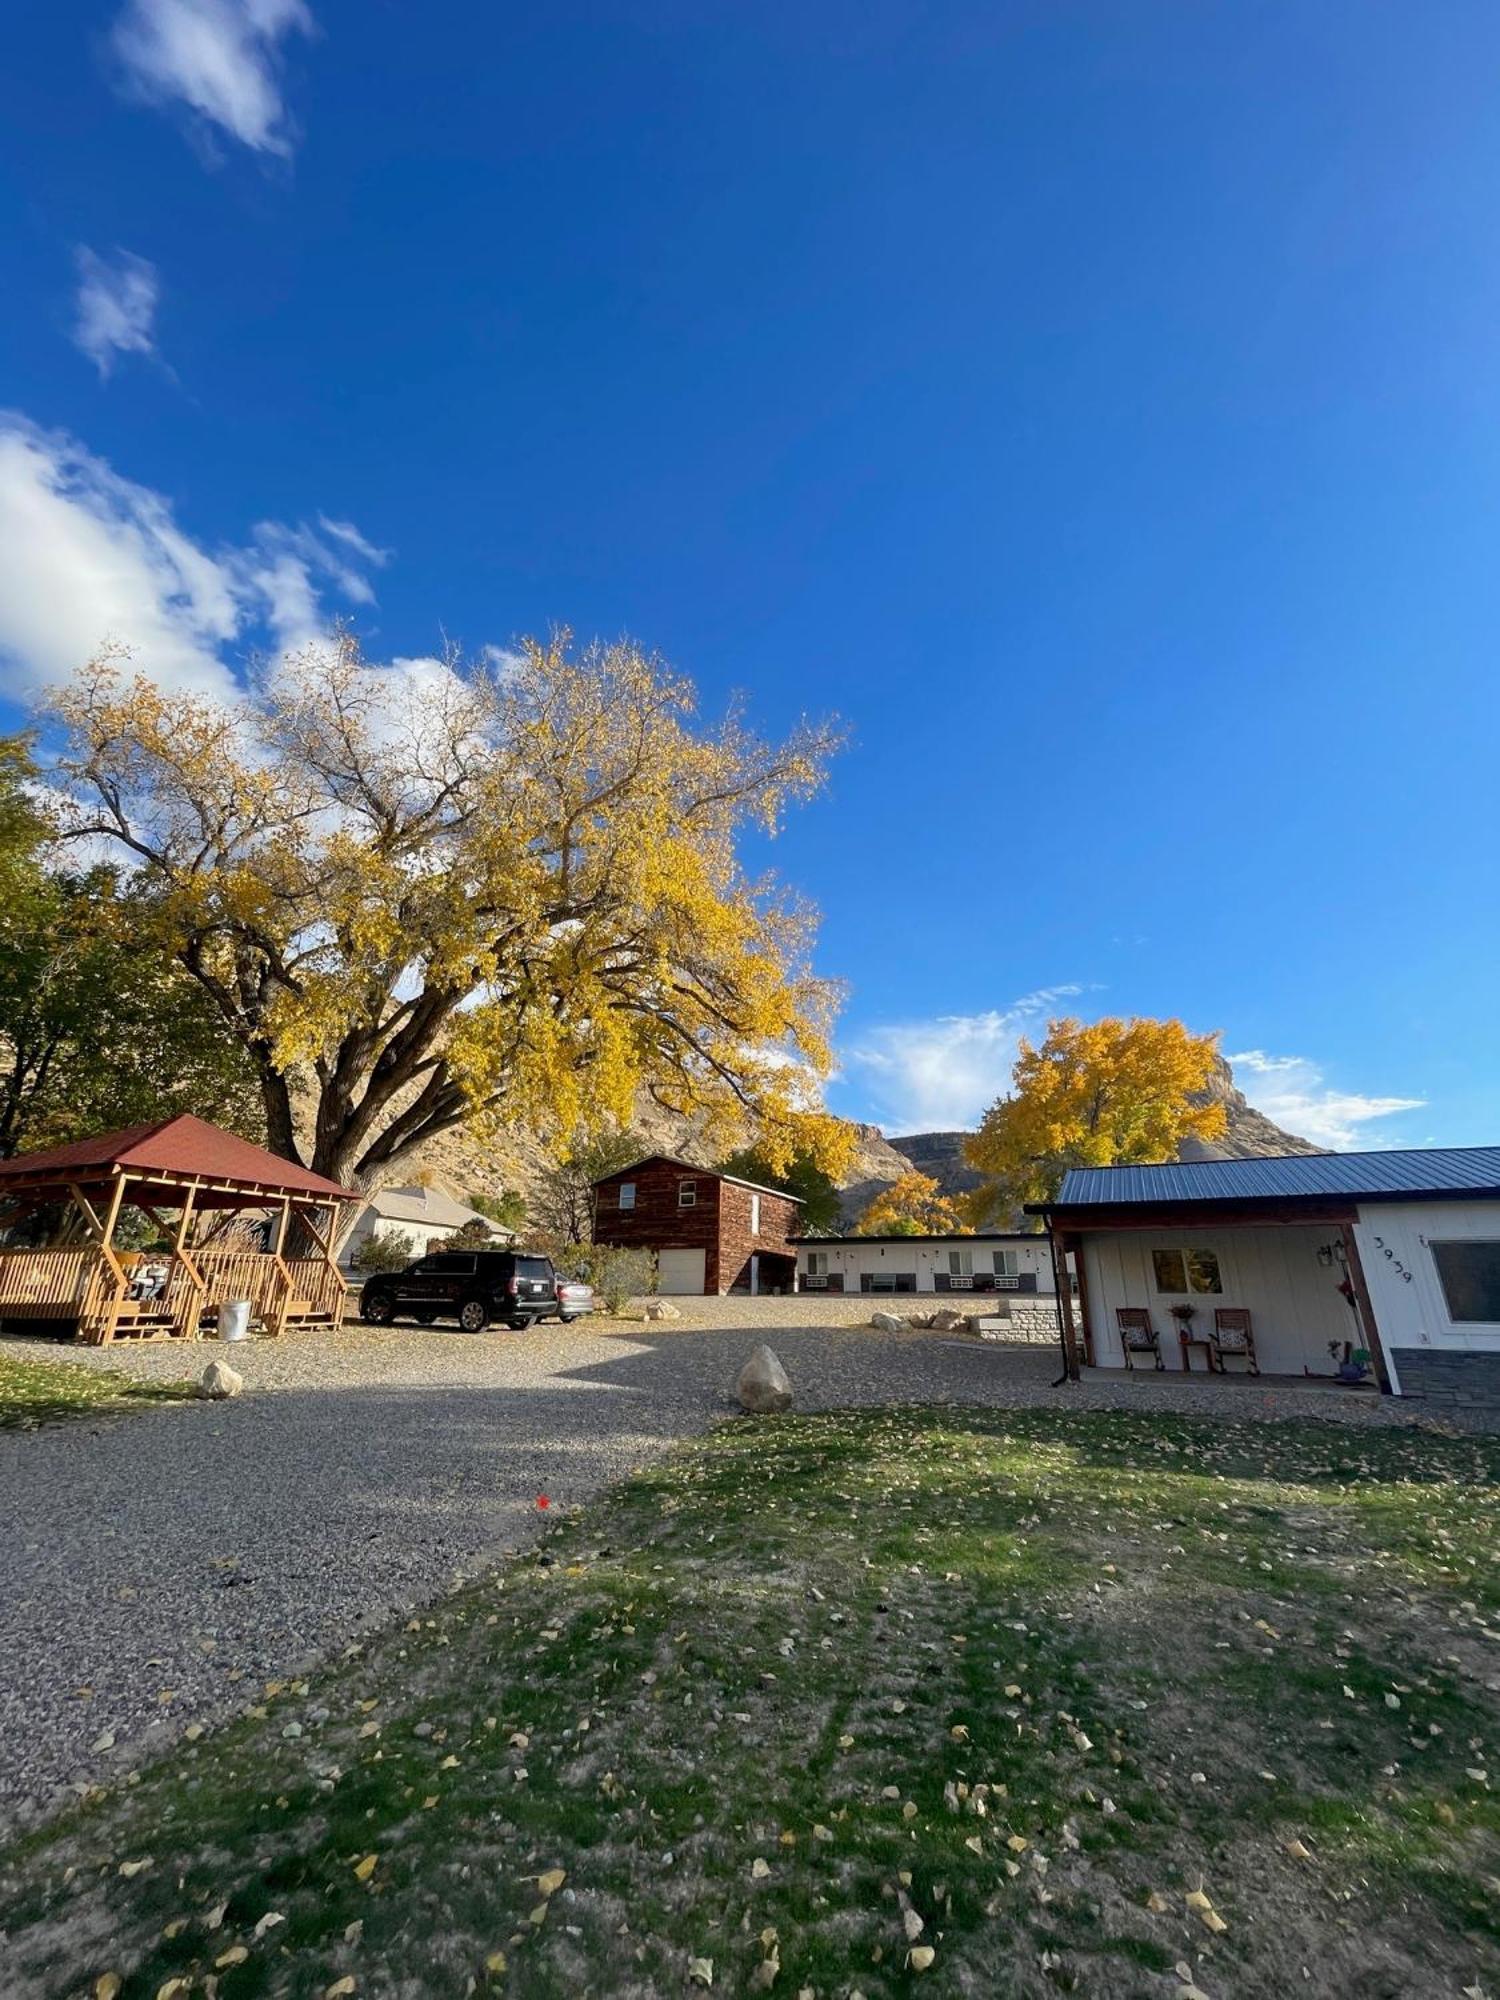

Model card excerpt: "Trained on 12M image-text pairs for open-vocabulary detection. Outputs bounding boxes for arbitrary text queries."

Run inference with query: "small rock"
[928,1309,969,1332]
[736,1346,793,1414]
[643,1299,681,1321]
[869,1311,907,1332]
[198,1360,243,1401]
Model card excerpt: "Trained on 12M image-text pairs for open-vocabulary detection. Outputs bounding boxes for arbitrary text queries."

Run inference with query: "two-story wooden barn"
[591,1155,801,1294]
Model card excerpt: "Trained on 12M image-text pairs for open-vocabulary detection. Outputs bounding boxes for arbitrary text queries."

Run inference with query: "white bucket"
[216,1299,252,1342]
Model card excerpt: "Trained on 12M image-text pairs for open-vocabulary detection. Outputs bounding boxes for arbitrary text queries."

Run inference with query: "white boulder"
[736,1344,793,1414]
[643,1299,682,1321]
[199,1359,244,1400]
[870,1311,907,1332]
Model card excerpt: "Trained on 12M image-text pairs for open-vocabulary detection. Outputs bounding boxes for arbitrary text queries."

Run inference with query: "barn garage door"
[657,1248,707,1295]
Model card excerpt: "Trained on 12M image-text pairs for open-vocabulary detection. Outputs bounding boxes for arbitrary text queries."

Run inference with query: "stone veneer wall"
[1391,1350,1500,1412]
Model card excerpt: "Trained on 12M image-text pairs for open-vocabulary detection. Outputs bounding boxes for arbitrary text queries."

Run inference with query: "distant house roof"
[0,1114,357,1206]
[1040,1145,1500,1213]
[593,1155,803,1204]
[360,1185,504,1233]
[792,1232,1044,1247]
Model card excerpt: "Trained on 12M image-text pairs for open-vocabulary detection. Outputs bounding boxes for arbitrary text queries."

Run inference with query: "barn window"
[618,1183,636,1210]
[1431,1241,1500,1323]
[678,1180,697,1208]
[1152,1248,1222,1295]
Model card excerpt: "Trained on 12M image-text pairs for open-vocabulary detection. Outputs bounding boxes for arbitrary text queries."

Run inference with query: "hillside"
[367,1055,1320,1231]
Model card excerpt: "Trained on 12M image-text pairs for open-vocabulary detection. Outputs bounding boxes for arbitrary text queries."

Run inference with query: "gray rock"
[198,1359,244,1400]
[869,1311,907,1332]
[643,1299,682,1321]
[929,1308,970,1333]
[736,1344,793,1414]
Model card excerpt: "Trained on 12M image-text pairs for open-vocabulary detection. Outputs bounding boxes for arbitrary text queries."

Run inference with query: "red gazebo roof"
[0,1114,357,1206]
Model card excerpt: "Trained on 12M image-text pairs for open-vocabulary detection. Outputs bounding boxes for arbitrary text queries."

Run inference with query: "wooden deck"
[0,1245,346,1344]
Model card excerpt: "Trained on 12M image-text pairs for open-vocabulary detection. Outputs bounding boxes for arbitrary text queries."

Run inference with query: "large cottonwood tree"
[52,634,850,1193]
[963,1015,1227,1221]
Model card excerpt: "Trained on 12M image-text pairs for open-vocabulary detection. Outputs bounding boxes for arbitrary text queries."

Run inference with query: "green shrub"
[556,1243,657,1313]
[351,1228,416,1274]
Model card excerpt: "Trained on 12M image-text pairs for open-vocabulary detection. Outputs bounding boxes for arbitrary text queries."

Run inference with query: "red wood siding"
[592,1159,800,1294]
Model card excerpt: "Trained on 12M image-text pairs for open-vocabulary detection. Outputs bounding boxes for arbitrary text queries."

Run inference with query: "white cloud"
[72,247,161,378]
[845,987,1083,1132]
[111,0,314,156]
[0,413,381,699]
[1227,1050,1426,1151]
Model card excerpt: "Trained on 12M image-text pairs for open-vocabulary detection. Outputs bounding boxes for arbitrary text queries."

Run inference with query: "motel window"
[994,1249,1019,1277]
[617,1182,636,1211]
[806,1250,828,1277]
[750,1193,761,1236]
[1431,1241,1500,1324]
[948,1248,974,1277]
[678,1180,697,1208]
[1152,1247,1223,1295]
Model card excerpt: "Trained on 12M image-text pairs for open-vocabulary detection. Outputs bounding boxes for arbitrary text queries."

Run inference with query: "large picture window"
[1152,1247,1223,1295]
[1431,1241,1500,1324]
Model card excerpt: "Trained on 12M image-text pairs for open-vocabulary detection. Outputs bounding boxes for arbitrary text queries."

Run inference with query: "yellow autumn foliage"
[854,1170,962,1237]
[963,1015,1227,1222]
[53,633,852,1189]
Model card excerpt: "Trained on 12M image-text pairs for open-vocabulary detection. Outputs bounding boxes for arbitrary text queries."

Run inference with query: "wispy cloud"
[72,246,161,378]
[110,0,315,157]
[0,413,381,699]
[845,987,1083,1132]
[1227,1049,1425,1151]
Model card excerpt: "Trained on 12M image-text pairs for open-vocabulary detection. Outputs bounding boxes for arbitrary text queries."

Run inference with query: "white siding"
[1355,1200,1500,1394]
[1080,1224,1356,1375]
[796,1238,1057,1294]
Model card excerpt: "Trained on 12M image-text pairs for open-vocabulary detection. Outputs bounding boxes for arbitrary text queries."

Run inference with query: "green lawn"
[2,1406,1497,1998]
[0,1347,197,1430]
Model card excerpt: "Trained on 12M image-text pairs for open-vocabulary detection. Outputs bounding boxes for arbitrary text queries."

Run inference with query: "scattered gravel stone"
[0,1302,1482,1833]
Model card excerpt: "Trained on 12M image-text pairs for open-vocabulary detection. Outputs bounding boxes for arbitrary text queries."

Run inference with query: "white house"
[794,1232,1063,1298]
[1036,1146,1500,1409]
[340,1185,509,1271]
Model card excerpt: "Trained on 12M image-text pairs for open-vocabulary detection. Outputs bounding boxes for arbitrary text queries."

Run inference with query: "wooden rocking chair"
[1211,1307,1259,1375]
[1115,1307,1165,1371]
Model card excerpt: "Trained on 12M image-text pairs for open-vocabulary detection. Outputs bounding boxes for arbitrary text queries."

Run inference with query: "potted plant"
[1327,1339,1371,1385]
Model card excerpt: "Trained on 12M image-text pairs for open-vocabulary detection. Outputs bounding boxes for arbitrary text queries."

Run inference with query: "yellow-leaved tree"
[963,1016,1227,1222]
[51,634,854,1198]
[854,1170,961,1237]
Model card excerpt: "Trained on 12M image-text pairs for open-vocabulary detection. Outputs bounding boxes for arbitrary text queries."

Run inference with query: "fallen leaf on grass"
[536,1868,566,1897]
[253,1911,285,1939]
[687,1958,713,1988]
[353,1853,378,1881]
[118,1858,152,1878]
[908,1946,935,1972]
[325,1980,356,1998]
[485,1950,508,1974]
[1285,1838,1312,1860]
[93,1978,121,2000]
[751,1857,771,1879]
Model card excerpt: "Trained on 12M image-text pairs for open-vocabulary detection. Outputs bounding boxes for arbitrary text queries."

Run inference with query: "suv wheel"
[361,1290,394,1326]
[458,1297,490,1333]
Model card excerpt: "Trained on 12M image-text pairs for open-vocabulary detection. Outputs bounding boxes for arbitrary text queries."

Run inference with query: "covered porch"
[0,1115,358,1345]
[1042,1196,1392,1393]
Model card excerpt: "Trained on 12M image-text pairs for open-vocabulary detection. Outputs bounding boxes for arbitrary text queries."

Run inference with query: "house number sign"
[1370,1235,1413,1283]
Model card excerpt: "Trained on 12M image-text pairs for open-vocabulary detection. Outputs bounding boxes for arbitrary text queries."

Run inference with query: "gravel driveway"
[0,1309,1457,1834]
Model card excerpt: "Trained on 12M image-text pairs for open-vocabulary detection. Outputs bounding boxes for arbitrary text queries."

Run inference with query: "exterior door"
[657,1247,707,1294]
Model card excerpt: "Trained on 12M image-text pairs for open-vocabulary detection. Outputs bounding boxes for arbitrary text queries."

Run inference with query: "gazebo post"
[89,1172,132,1344]
[170,1181,207,1339]
[270,1194,294,1336]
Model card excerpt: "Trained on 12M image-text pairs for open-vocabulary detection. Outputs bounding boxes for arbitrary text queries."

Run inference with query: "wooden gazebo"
[0,1115,359,1345]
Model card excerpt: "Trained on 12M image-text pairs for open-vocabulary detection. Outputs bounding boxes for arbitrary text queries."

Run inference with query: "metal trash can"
[216,1299,252,1342]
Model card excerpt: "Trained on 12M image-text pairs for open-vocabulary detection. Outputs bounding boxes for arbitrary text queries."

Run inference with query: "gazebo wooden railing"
[0,1115,360,1346]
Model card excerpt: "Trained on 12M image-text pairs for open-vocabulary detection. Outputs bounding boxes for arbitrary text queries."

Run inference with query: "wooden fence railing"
[283,1256,349,1326]
[0,1247,98,1317]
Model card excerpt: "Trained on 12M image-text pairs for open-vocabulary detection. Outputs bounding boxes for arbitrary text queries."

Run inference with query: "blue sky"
[2,2,1497,1147]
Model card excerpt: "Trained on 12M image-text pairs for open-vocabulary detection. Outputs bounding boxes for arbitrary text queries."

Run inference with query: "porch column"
[1339,1222,1394,1396]
[1048,1222,1081,1384]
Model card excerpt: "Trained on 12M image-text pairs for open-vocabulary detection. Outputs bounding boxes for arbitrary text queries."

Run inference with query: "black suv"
[359,1250,561,1332]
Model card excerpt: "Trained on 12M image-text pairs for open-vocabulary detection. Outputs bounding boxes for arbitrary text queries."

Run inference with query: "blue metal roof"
[1051,1145,1500,1209]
